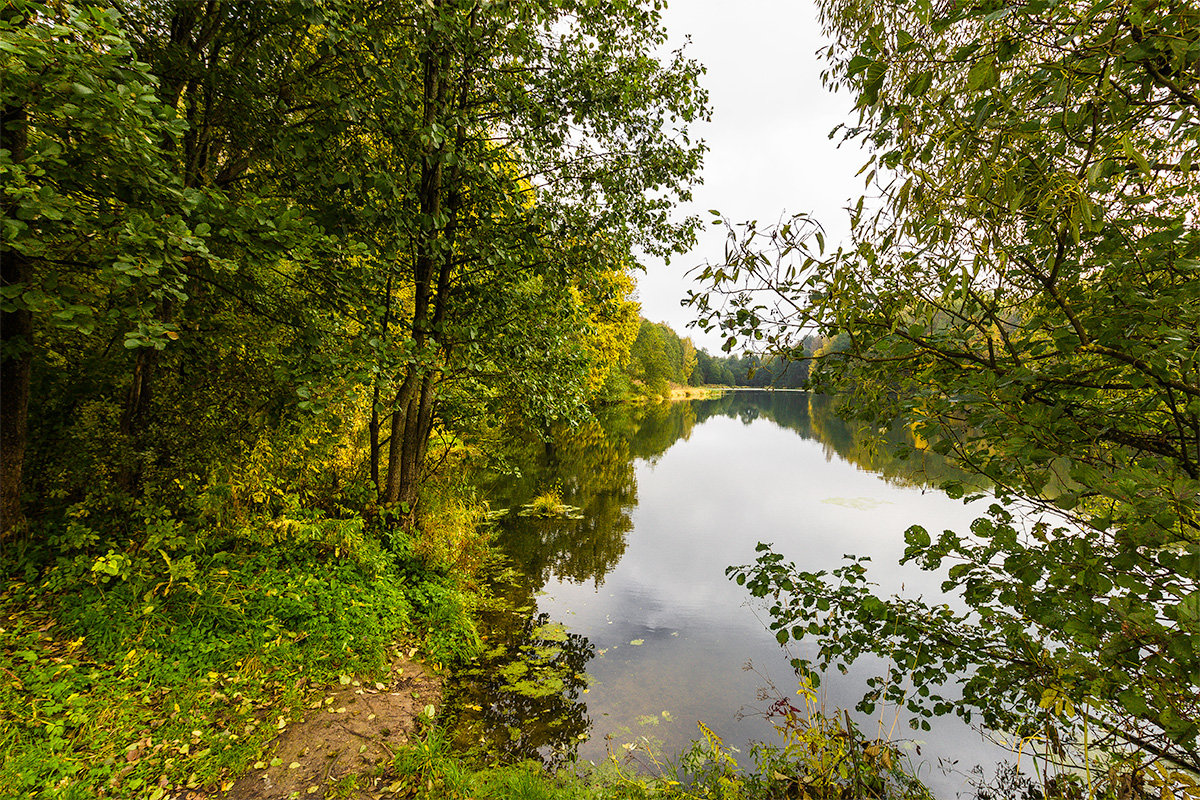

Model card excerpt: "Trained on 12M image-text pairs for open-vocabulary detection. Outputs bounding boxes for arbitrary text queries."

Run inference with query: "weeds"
[599,672,933,800]
[0,479,493,798]
[519,486,583,520]
[384,692,935,800]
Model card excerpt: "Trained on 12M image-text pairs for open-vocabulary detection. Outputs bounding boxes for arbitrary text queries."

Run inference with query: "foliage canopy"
[695,0,1200,775]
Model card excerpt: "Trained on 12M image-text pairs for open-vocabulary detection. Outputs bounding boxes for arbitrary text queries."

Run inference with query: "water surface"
[451,392,1011,796]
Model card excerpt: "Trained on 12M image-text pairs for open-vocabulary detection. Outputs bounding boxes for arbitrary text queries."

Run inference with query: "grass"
[524,489,568,517]
[0,550,408,797]
[519,487,583,520]
[0,471,941,800]
[380,713,935,800]
[0,493,489,798]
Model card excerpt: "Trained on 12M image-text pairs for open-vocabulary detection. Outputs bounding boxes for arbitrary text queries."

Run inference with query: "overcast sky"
[637,0,866,351]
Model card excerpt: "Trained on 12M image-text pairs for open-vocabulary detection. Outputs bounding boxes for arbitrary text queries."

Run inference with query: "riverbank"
[1,475,945,800]
[0,501,484,799]
[0,539,934,800]
[623,382,729,404]
[0,395,946,799]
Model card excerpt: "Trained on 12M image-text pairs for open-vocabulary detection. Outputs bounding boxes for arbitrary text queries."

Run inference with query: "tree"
[1,1,216,538]
[696,0,1200,775]
[293,0,707,517]
[2,0,706,539]
[575,259,642,399]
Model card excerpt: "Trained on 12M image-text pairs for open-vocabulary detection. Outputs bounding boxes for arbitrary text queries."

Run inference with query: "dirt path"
[221,651,442,799]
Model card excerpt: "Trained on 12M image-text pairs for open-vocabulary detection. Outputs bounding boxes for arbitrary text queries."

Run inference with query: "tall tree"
[296,0,707,517]
[697,0,1200,774]
[3,0,705,542]
[1,2,211,538]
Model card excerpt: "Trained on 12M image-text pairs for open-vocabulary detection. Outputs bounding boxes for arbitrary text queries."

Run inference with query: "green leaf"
[1123,135,1151,177]
[965,58,997,91]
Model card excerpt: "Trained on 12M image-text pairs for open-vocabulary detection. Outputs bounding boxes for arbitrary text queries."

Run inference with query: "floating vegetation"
[518,488,584,519]
[443,567,595,769]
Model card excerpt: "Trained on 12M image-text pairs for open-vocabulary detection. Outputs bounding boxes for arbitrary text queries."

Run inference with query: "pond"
[447,391,1016,796]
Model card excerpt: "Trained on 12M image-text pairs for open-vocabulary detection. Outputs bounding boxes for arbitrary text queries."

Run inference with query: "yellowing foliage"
[573,264,640,397]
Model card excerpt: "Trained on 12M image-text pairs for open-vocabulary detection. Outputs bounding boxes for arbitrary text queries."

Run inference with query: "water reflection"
[485,415,637,589]
[697,392,982,491]
[449,567,594,768]
[484,393,971,592]
[448,392,997,794]
[480,402,710,589]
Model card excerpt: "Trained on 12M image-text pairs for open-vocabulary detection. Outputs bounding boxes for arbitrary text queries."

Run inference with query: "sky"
[637,0,867,351]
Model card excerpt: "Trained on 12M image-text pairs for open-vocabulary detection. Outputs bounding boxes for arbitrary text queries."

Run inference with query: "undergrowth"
[0,479,490,798]
[382,668,936,800]
[382,708,932,800]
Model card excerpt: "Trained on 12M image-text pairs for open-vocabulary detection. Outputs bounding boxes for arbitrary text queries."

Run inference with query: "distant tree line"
[607,319,816,400]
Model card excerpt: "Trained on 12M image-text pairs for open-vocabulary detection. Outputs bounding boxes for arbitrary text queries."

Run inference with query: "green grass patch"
[0,503,487,798]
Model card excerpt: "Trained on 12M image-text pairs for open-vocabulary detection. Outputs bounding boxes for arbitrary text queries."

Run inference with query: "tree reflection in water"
[446,565,595,768]
[446,391,977,767]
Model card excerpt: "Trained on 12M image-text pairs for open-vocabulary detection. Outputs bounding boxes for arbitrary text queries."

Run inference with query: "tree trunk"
[369,275,395,492]
[119,347,158,437]
[380,0,471,527]
[383,372,416,506]
[1,79,31,540]
[369,386,382,492]
[399,370,437,518]
[0,256,32,541]
[381,15,447,519]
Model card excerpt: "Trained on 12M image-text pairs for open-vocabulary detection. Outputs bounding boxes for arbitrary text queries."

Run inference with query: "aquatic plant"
[518,488,583,520]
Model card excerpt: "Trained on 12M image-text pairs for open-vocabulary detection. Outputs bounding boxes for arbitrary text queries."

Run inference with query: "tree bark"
[384,371,416,505]
[381,12,448,518]
[369,275,395,491]
[0,253,32,541]
[119,348,158,437]
[1,89,31,540]
[381,0,473,526]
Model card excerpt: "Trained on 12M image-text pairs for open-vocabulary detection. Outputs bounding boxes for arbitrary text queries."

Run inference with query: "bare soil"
[219,652,442,800]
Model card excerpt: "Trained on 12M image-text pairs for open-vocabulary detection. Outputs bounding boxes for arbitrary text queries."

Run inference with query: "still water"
[449,391,1012,796]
